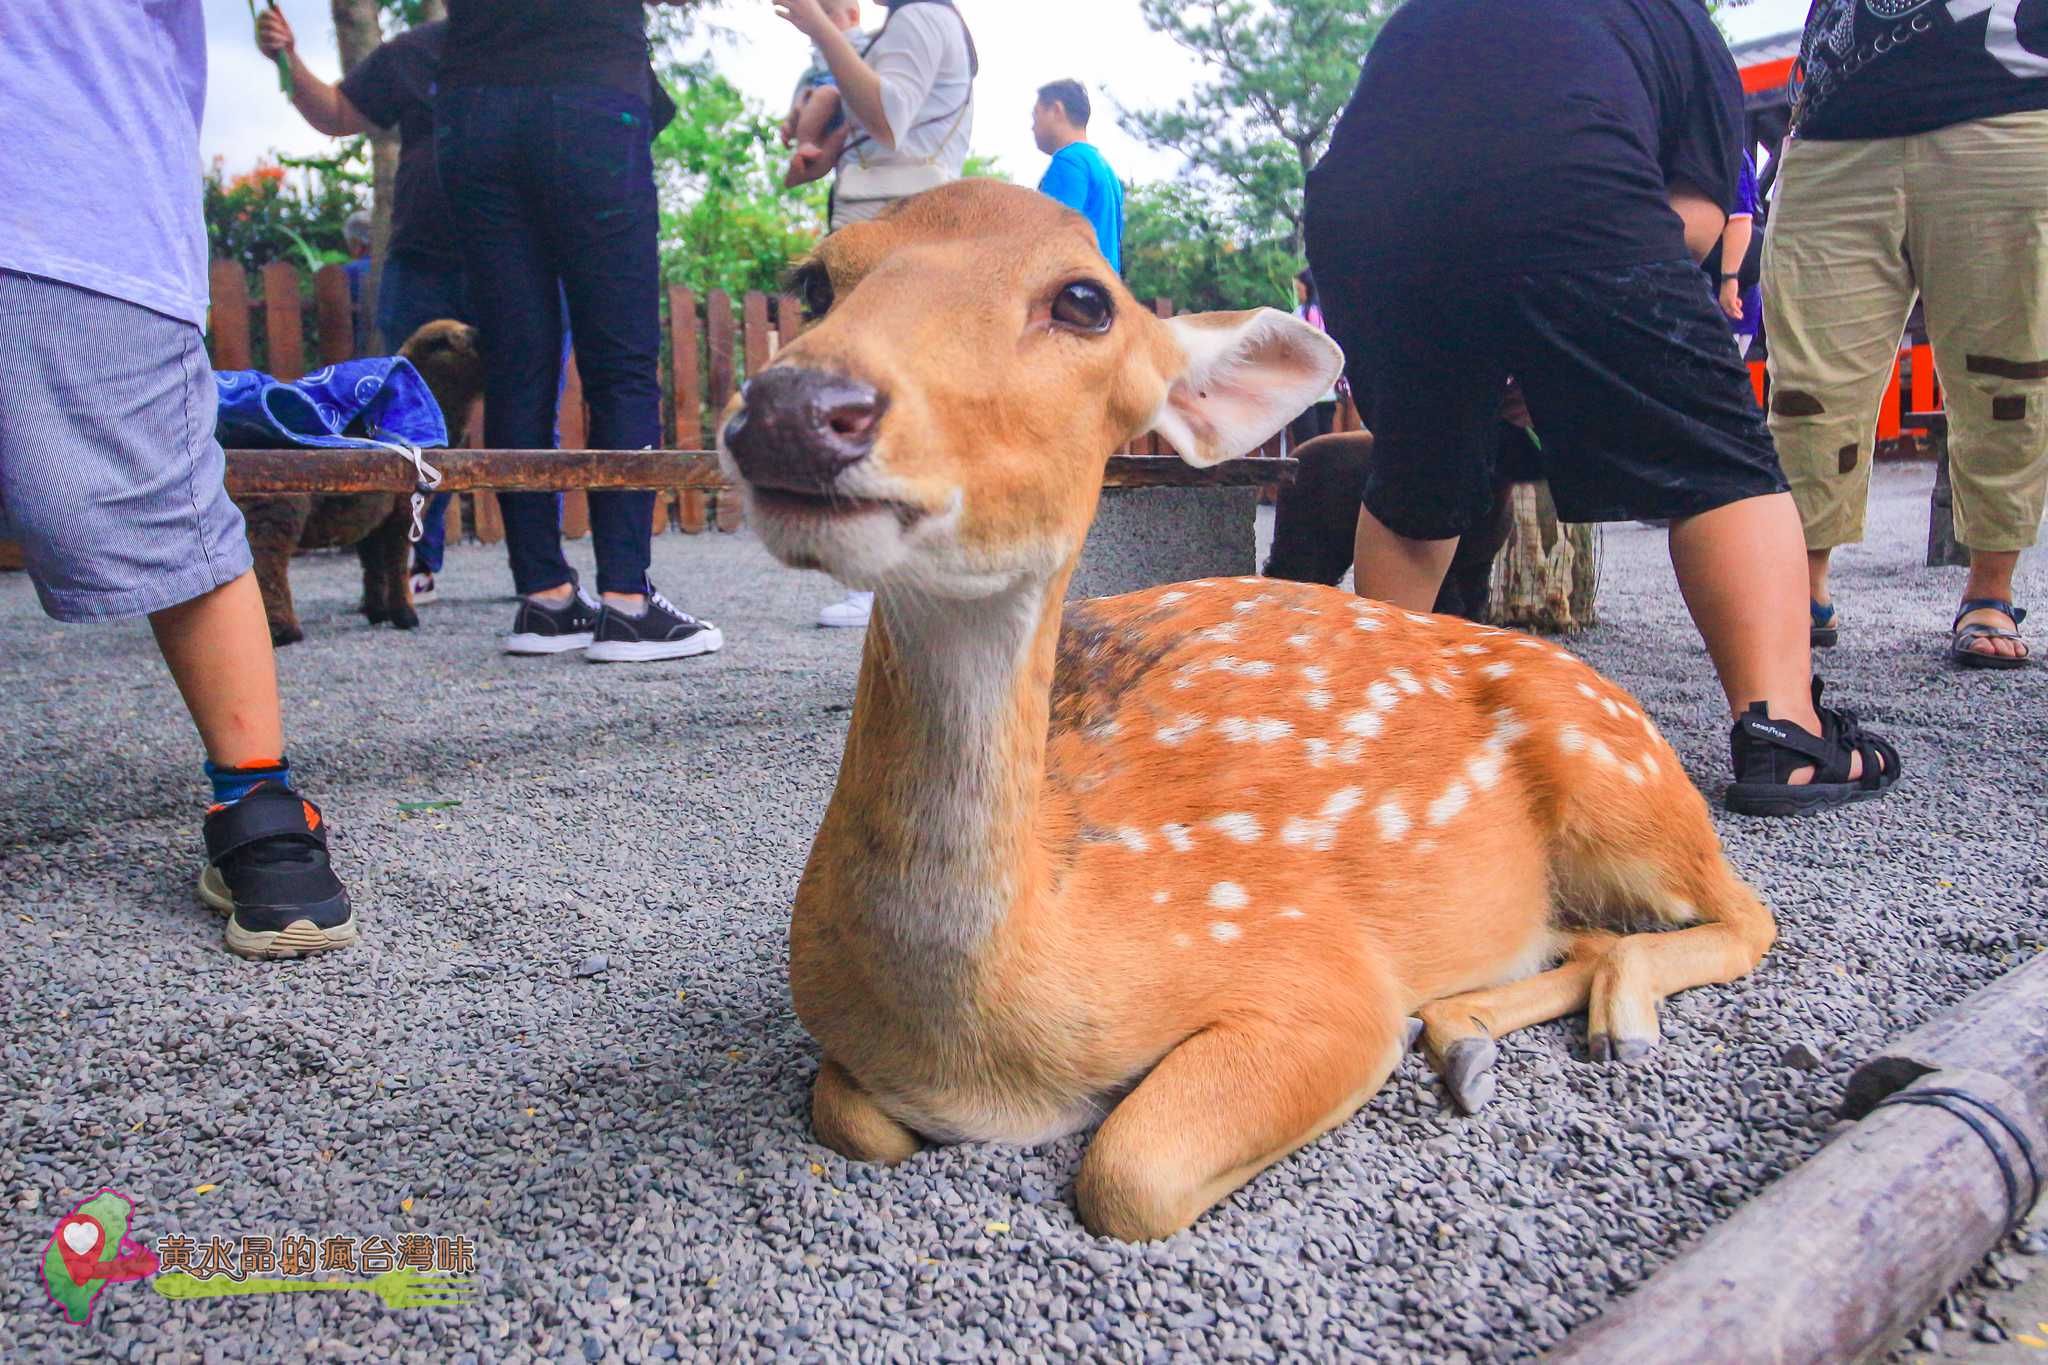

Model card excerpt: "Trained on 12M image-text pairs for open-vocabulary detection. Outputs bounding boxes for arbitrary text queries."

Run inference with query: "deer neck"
[820,567,1072,970]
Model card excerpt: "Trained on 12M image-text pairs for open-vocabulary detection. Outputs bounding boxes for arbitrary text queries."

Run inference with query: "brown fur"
[725,182,1776,1242]
[237,320,484,645]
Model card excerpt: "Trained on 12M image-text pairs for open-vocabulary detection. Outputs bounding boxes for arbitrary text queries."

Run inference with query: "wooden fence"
[202,260,1320,545]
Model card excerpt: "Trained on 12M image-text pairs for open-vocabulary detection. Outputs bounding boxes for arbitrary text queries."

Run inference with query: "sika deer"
[719,181,1775,1242]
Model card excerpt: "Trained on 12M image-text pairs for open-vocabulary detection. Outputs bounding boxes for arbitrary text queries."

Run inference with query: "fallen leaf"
[524,1107,537,1117]
[194,1183,217,1195]
[397,799,462,813]
[984,1221,1010,1235]
[677,989,687,1001]
[2015,1334,2045,1349]
[401,1197,414,1214]
[727,1050,744,1061]
[809,1163,825,1176]
[131,1121,144,1133]
[706,1275,720,1288]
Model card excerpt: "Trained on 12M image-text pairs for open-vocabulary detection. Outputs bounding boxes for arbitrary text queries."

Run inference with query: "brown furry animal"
[238,320,484,645]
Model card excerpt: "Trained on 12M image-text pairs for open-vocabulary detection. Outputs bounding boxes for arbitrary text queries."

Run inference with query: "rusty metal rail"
[221,449,1295,496]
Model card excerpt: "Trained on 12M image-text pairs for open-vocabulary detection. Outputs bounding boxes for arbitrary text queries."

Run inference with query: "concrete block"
[1069,486,1260,600]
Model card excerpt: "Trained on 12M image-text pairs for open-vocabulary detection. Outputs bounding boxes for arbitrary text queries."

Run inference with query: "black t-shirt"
[339,22,460,269]
[1306,0,1742,276]
[1794,0,2048,141]
[440,0,650,97]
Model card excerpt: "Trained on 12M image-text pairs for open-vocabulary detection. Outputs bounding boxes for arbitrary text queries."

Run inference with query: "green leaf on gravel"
[397,800,463,813]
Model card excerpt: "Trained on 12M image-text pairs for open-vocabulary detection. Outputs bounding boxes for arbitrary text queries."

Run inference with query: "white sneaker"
[817,590,874,629]
[409,571,439,605]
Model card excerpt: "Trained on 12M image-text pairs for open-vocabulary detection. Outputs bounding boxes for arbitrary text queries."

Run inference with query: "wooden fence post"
[209,261,253,371]
[313,264,354,364]
[261,261,305,381]
[686,290,737,534]
[557,353,591,539]
[725,292,773,532]
[666,284,702,537]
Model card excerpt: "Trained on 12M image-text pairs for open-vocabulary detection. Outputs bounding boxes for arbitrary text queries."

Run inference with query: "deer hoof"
[364,607,391,625]
[1442,1036,1497,1114]
[391,607,420,631]
[1403,1017,1424,1054]
[1589,1033,1654,1065]
[270,622,304,647]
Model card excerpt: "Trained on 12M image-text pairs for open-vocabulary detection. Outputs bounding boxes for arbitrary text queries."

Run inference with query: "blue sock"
[206,757,293,807]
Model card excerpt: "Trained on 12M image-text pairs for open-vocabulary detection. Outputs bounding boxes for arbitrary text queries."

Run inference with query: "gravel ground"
[2,462,2043,1364]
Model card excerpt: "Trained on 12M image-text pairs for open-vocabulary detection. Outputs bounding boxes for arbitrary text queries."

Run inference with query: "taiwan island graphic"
[42,1190,160,1325]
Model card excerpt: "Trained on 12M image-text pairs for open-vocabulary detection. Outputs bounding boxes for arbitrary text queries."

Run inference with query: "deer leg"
[362,502,417,630]
[1585,858,1776,1063]
[811,1056,921,1166]
[1415,931,1619,1114]
[1076,1007,1405,1241]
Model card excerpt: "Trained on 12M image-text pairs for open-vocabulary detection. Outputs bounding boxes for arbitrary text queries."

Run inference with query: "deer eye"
[1051,281,1113,333]
[794,265,835,322]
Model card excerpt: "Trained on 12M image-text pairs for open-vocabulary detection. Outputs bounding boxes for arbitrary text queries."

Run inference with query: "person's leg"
[539,86,662,607]
[1761,134,1917,621]
[0,270,350,953]
[1502,259,1893,798]
[436,88,577,603]
[1910,111,2048,662]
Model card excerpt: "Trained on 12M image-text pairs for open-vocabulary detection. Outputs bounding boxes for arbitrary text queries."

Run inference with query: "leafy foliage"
[1122,0,1395,259]
[203,147,371,275]
[1120,180,1298,313]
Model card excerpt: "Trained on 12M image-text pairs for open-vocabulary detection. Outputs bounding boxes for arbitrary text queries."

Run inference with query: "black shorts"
[1307,257,1788,540]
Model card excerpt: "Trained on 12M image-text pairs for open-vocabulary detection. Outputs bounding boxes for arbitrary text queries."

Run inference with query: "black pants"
[436,84,660,597]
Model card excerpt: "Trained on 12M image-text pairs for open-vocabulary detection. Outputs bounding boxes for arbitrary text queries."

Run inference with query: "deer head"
[718,180,1342,597]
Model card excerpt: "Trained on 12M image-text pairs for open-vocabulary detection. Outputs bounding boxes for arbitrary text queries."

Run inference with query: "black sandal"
[1949,598,2029,671]
[1725,678,1901,817]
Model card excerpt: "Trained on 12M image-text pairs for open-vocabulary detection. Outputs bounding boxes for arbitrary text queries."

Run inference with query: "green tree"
[1120,179,1297,313]
[653,70,827,296]
[1123,0,1396,259]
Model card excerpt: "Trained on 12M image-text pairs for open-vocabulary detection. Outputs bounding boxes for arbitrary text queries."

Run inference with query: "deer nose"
[723,367,887,493]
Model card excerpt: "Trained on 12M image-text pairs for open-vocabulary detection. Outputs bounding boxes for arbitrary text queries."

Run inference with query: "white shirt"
[839,6,974,181]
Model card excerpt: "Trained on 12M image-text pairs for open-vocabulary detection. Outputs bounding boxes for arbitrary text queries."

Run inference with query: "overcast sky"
[199,0,1814,182]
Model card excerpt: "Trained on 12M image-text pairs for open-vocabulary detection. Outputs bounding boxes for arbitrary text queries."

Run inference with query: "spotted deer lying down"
[718,181,1776,1242]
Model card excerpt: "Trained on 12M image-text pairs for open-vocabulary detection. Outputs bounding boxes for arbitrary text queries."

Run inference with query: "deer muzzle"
[723,367,888,497]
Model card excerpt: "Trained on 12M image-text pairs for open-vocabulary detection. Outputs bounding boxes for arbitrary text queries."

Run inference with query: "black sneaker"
[503,586,599,655]
[587,587,725,663]
[198,783,356,959]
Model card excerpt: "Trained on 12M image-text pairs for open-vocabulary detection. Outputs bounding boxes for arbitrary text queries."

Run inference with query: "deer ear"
[1147,309,1346,467]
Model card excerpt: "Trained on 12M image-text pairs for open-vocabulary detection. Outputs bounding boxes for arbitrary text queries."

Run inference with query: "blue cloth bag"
[214,357,449,450]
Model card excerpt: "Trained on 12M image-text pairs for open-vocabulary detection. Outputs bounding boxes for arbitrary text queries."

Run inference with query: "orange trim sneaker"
[198,783,356,959]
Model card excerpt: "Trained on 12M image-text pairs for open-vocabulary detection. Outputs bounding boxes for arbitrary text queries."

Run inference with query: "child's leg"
[795,85,842,151]
[148,572,286,765]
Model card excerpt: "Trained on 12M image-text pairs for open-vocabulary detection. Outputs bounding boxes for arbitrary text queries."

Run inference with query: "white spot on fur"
[1466,750,1507,790]
[1208,882,1249,910]
[1622,762,1646,784]
[1577,683,1599,700]
[1304,737,1366,767]
[1280,787,1364,852]
[1210,921,1243,944]
[1641,752,1660,779]
[1480,662,1513,680]
[1157,590,1189,606]
[1341,709,1385,738]
[1352,615,1385,632]
[1232,595,1276,614]
[1443,665,1464,678]
[1218,716,1294,743]
[1277,907,1306,920]
[1302,665,1329,683]
[1428,782,1472,826]
[1090,720,1122,738]
[1601,697,1622,719]
[1488,710,1531,747]
[1415,839,1439,854]
[1375,801,1411,842]
[1304,689,1333,710]
[1365,682,1400,711]
[1235,578,1261,586]
[1402,611,1432,624]
[1287,633,1315,649]
[1192,622,1244,645]
[1559,725,1586,753]
[1287,606,1324,617]
[1155,716,1205,746]
[1388,668,1423,695]
[1160,823,1195,853]
[1209,656,1275,677]
[1152,889,1170,904]
[1172,932,1192,949]
[1429,678,1454,697]
[1587,738,1618,766]
[1115,827,1151,853]
[1209,812,1265,843]
[1515,638,1546,649]
[1459,645,1489,656]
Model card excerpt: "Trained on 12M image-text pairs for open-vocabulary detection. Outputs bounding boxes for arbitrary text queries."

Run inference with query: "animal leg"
[1076,1005,1404,1241]
[1415,931,1618,1113]
[360,503,417,630]
[812,1056,921,1166]
[240,496,310,646]
[1586,866,1775,1063]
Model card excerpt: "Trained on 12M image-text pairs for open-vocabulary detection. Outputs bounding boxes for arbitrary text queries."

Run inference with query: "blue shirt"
[1038,142,1124,273]
[0,0,211,328]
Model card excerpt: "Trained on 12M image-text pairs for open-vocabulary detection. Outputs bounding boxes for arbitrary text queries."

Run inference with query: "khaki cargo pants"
[1763,110,2048,553]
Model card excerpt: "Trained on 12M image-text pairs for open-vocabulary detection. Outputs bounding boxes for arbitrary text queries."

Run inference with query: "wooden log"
[777,294,802,350]
[209,262,253,371]
[685,291,736,534]
[667,284,702,537]
[261,261,305,381]
[1491,482,1598,633]
[473,490,504,544]
[313,264,354,363]
[1555,954,2048,1365]
[220,448,1298,495]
